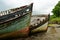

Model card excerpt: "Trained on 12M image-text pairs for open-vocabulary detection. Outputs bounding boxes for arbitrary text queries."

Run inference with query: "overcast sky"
[0,0,60,15]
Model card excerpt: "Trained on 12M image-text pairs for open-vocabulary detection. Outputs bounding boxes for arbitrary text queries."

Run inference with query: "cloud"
[0,0,19,11]
[0,0,60,15]
[32,0,59,15]
[0,0,32,11]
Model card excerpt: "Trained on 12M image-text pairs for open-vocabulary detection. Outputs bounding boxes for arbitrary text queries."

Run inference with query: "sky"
[0,0,60,15]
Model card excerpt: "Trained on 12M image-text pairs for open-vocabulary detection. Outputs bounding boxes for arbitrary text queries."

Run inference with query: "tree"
[52,1,60,17]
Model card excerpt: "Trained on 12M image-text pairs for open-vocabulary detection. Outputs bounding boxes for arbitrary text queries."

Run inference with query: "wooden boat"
[0,3,33,38]
[30,15,49,33]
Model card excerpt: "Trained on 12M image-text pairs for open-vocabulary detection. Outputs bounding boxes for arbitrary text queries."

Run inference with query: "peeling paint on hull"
[0,27,29,38]
[0,3,33,38]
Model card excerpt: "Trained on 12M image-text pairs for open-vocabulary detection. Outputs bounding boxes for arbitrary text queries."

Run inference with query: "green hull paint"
[0,13,31,34]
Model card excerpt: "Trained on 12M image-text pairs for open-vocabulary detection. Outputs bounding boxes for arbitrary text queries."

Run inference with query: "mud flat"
[13,25,60,40]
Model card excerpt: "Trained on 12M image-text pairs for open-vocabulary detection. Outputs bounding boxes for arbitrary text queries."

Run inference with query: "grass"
[50,17,60,22]
[48,24,55,27]
[48,15,60,27]
[48,24,58,27]
[50,15,56,20]
[49,15,60,24]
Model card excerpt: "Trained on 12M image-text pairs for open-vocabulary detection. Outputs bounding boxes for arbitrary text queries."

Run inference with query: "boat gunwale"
[0,3,33,24]
[0,5,28,17]
[0,5,27,16]
[0,11,31,25]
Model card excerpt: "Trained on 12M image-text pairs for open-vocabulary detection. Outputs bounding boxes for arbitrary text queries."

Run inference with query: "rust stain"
[0,27,29,38]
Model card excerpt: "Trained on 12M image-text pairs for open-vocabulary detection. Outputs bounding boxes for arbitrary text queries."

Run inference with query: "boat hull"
[0,3,33,38]
[0,27,29,38]
[31,22,48,33]
[0,13,31,38]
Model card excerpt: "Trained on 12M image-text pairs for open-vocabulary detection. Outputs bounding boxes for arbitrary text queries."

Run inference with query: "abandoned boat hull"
[0,3,33,38]
[0,13,31,37]
[0,13,31,38]
[30,15,49,33]
[31,22,48,33]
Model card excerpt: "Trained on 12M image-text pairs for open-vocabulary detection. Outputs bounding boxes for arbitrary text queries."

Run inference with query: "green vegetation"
[48,24,55,27]
[50,1,60,24]
[50,15,56,20]
[50,17,60,23]
[52,1,60,17]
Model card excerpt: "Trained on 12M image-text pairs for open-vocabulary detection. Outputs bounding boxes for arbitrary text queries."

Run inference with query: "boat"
[30,14,50,33]
[0,3,33,38]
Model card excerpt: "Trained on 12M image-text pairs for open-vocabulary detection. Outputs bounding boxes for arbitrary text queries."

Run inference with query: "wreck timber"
[0,3,33,38]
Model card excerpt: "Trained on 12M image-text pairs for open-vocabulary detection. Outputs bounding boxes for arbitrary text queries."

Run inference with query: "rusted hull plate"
[0,27,29,38]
